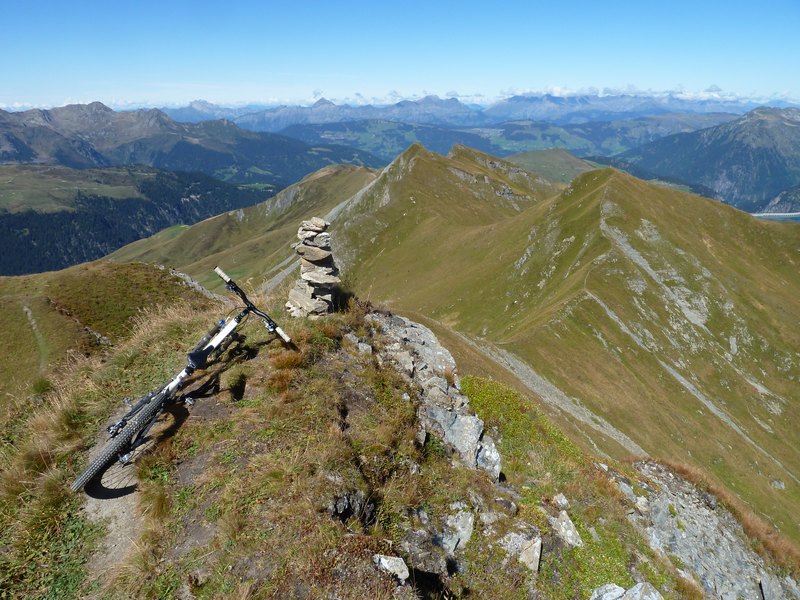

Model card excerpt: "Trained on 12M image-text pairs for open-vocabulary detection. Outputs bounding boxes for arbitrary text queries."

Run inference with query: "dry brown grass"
[269,348,305,370]
[656,458,800,575]
[443,364,457,387]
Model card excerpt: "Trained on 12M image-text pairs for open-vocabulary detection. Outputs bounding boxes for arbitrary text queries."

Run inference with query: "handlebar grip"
[274,327,291,344]
[214,266,231,283]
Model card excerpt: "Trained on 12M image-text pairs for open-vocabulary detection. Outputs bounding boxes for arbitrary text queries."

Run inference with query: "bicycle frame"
[71,266,290,491]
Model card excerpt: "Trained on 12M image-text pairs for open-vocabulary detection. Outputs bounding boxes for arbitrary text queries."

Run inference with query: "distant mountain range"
[161,93,797,130]
[608,107,800,212]
[0,102,382,190]
[278,113,739,162]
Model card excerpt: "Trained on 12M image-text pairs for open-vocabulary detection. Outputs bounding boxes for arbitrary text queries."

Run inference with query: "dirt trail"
[80,406,185,585]
[22,304,47,373]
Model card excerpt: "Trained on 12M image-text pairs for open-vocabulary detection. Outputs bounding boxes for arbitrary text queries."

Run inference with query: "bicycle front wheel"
[70,392,167,492]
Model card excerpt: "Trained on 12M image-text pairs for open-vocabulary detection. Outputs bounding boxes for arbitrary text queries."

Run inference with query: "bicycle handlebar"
[214,266,291,344]
[214,266,231,283]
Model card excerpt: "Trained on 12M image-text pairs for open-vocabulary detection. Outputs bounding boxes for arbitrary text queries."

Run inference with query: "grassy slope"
[104,144,800,544]
[0,262,212,414]
[108,164,377,291]
[0,291,697,598]
[0,165,148,213]
[506,148,598,183]
[333,148,800,543]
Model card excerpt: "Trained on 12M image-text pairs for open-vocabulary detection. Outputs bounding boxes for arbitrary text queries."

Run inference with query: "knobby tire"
[70,392,168,492]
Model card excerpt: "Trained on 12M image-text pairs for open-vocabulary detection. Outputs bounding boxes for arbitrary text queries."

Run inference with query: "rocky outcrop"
[499,530,542,573]
[286,217,342,318]
[590,582,664,600]
[600,460,800,600]
[348,312,797,598]
[366,312,501,481]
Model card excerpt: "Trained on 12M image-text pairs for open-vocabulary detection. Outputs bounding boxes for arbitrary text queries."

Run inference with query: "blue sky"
[2,0,798,108]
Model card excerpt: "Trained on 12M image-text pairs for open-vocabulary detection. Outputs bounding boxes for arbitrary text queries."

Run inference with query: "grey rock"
[295,243,332,262]
[367,311,501,478]
[518,536,542,573]
[439,508,474,554]
[634,461,798,600]
[372,554,409,582]
[344,333,360,346]
[297,229,318,241]
[301,268,341,286]
[303,231,332,248]
[477,435,502,480]
[357,342,373,355]
[589,583,626,600]
[620,582,663,599]
[553,510,583,547]
[589,526,601,542]
[287,217,341,317]
[300,257,336,273]
[479,511,503,526]
[287,288,329,314]
[300,217,328,232]
[760,574,785,600]
[499,531,542,573]
[328,489,374,524]
[617,481,637,503]
[392,350,415,376]
[553,493,570,509]
[400,529,448,576]
[420,405,483,465]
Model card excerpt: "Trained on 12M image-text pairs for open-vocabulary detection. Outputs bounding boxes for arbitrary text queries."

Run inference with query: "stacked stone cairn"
[286,217,341,318]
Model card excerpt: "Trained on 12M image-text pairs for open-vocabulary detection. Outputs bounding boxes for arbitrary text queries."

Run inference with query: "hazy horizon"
[3,0,798,110]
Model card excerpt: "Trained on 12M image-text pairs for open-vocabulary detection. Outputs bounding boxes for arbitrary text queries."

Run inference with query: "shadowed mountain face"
[763,185,800,214]
[107,144,800,544]
[615,107,800,211]
[0,102,382,190]
[0,165,267,275]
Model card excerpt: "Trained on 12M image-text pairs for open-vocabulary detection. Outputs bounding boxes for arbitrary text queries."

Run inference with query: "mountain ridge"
[0,102,382,190]
[615,107,800,211]
[157,93,798,129]
[93,145,800,547]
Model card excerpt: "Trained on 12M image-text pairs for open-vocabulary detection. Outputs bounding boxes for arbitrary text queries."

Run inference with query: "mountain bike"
[71,267,291,492]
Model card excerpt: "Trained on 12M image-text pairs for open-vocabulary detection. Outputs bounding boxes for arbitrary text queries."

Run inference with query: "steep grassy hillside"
[108,165,378,290]
[333,150,800,544]
[0,262,213,414]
